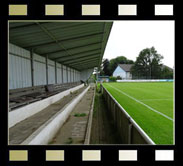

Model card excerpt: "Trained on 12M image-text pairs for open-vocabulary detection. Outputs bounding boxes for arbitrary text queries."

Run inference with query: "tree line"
[100,47,173,79]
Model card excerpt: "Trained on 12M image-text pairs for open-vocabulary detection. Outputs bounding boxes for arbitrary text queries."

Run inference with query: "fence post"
[113,102,116,122]
[108,95,110,110]
[128,121,132,144]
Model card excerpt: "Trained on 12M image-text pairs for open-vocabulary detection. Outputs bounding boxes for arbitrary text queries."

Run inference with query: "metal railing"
[101,84,155,145]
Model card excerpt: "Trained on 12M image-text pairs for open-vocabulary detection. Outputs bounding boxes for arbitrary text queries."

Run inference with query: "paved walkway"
[50,85,95,145]
[9,86,87,145]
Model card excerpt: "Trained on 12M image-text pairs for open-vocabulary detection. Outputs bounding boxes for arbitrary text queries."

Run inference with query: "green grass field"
[103,82,174,144]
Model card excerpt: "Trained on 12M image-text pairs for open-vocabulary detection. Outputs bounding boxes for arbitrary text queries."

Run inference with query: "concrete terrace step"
[9,84,85,128]
[49,84,95,145]
[9,86,87,145]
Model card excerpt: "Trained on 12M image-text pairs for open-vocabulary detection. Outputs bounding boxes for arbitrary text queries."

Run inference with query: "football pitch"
[102,82,174,144]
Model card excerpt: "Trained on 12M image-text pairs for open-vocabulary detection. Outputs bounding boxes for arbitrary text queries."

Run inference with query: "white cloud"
[104,21,174,68]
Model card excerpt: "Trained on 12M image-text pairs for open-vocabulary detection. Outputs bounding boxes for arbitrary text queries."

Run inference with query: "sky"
[103,21,174,68]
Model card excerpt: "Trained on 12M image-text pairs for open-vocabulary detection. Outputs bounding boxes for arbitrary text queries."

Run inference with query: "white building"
[113,64,133,80]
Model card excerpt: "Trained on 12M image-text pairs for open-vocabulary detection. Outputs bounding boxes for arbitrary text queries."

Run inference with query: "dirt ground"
[49,87,94,144]
[90,89,121,144]
[9,86,87,145]
[49,86,95,145]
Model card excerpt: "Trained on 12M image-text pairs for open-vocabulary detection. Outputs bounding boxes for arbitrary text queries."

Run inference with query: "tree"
[131,47,163,79]
[101,59,110,76]
[103,56,134,76]
[109,76,117,82]
[160,66,173,79]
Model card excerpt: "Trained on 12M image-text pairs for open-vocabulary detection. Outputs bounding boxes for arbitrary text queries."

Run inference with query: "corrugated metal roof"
[9,21,113,71]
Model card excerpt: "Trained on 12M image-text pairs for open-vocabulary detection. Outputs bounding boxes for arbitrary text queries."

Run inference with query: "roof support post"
[72,69,73,82]
[70,68,72,83]
[66,66,68,83]
[75,70,77,82]
[30,49,34,87]
[69,68,71,83]
[73,70,75,82]
[61,65,64,83]
[55,61,57,84]
[46,55,48,85]
[77,71,78,82]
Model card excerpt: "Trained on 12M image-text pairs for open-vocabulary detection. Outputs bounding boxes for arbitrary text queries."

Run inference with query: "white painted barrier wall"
[9,84,84,128]
[21,86,90,145]
[102,85,155,144]
[116,79,173,82]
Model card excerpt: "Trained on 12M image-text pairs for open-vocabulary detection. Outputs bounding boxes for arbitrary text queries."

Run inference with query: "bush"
[116,76,122,80]
[109,76,117,82]
[74,113,87,117]
[96,83,101,93]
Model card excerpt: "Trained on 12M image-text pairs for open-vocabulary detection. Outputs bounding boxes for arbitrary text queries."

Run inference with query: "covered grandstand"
[8,21,113,145]
[9,22,112,108]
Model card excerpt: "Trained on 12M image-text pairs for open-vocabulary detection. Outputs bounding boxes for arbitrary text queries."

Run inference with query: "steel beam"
[40,41,102,56]
[51,48,101,60]
[79,66,96,71]
[9,23,38,30]
[60,53,100,64]
[70,60,99,68]
[71,59,99,65]
[36,22,72,58]
[74,64,97,71]
[70,64,95,71]
[25,32,104,49]
[68,57,99,66]
[72,63,97,69]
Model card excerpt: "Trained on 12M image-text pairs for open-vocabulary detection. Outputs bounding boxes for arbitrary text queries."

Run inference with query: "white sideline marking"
[139,98,172,101]
[107,84,173,121]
